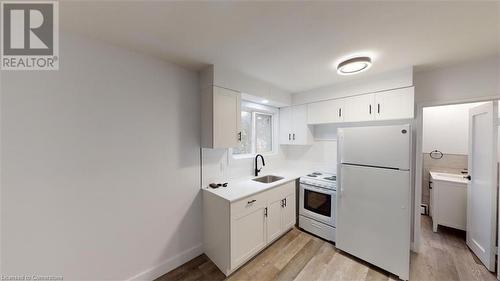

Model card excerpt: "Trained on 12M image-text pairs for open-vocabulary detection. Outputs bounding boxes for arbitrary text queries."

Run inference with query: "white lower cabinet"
[282,193,296,230]
[266,198,283,243]
[203,181,296,276]
[231,205,267,268]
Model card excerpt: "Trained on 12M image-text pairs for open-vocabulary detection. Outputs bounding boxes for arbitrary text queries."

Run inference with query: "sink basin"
[430,172,468,184]
[252,175,284,184]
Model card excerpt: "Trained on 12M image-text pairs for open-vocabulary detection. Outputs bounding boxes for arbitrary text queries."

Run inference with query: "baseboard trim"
[127,244,204,281]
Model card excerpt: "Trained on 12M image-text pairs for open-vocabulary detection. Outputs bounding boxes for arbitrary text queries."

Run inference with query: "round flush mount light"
[337,56,372,75]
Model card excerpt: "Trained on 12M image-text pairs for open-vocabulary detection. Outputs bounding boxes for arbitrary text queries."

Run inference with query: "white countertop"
[430,171,468,184]
[202,169,311,202]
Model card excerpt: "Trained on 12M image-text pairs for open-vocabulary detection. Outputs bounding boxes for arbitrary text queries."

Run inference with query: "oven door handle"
[300,183,336,195]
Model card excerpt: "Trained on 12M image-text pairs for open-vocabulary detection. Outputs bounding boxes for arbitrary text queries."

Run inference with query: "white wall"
[1,33,201,280]
[201,65,292,107]
[422,102,485,155]
[414,55,500,105]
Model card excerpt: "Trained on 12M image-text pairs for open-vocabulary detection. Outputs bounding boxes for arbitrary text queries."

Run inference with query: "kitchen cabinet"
[279,105,313,145]
[201,86,241,148]
[203,181,296,276]
[374,87,414,120]
[266,183,296,244]
[282,193,296,230]
[266,198,283,243]
[307,99,345,124]
[231,202,267,267]
[279,106,293,144]
[299,87,415,125]
[344,94,375,122]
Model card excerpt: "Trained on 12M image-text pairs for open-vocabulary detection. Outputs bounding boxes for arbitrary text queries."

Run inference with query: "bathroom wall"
[421,154,468,206]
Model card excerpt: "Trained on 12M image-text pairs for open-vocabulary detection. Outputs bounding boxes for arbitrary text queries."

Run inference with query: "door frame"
[413,95,499,254]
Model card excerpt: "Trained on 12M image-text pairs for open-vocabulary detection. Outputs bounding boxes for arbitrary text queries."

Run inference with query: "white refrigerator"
[337,125,411,280]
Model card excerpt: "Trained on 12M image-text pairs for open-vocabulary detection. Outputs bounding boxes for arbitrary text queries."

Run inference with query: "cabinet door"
[282,193,296,230]
[213,86,241,148]
[279,106,293,144]
[292,104,312,145]
[307,99,345,124]
[231,207,267,268]
[344,94,375,122]
[267,199,283,243]
[374,87,414,121]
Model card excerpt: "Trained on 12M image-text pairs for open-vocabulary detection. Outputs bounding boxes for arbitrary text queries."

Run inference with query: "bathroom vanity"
[429,171,468,232]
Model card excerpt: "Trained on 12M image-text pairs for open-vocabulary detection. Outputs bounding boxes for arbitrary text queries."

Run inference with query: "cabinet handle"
[264,207,268,217]
[238,132,242,141]
[284,198,287,207]
[377,104,380,114]
[288,133,291,141]
[247,199,256,204]
[369,105,372,114]
[293,134,295,140]
[339,108,342,117]
[281,199,284,208]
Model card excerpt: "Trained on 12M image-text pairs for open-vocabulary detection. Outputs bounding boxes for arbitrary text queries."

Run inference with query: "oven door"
[299,183,336,226]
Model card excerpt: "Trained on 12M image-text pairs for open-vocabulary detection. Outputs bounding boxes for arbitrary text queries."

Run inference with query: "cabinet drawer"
[231,193,267,219]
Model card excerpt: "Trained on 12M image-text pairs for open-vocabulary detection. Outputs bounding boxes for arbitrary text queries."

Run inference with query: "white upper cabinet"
[344,94,376,122]
[374,87,414,121]
[202,86,241,148]
[292,104,312,145]
[307,99,345,124]
[279,106,293,145]
[279,105,313,145]
[301,86,415,125]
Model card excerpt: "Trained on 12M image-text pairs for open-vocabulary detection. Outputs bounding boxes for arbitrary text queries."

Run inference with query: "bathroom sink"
[252,175,284,184]
[430,172,468,184]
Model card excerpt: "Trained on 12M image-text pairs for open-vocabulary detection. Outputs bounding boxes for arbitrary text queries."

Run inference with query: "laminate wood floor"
[156,216,496,281]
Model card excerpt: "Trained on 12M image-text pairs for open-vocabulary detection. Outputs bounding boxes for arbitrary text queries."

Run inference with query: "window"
[233,101,277,157]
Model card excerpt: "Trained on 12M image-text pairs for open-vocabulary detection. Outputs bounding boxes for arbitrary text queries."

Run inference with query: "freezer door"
[338,125,410,170]
[336,164,410,280]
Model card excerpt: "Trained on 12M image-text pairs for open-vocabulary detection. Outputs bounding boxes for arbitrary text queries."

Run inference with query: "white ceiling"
[60,1,500,93]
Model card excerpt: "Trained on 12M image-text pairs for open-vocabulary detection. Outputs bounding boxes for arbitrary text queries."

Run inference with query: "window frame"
[232,101,279,159]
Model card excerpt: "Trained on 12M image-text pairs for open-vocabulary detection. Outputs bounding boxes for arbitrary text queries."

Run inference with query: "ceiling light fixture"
[337,56,372,75]
[261,99,269,104]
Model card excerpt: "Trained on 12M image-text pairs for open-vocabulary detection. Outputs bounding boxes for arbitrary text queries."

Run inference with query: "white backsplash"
[281,140,337,173]
[201,148,288,187]
[201,138,337,187]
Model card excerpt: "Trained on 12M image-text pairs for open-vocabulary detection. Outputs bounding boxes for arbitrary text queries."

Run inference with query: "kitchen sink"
[252,175,284,183]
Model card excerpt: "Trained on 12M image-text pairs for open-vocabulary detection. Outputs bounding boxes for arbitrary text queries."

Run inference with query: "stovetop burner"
[323,176,337,181]
[307,174,318,177]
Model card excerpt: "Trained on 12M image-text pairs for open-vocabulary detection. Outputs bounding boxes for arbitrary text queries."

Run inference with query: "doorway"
[414,100,499,279]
